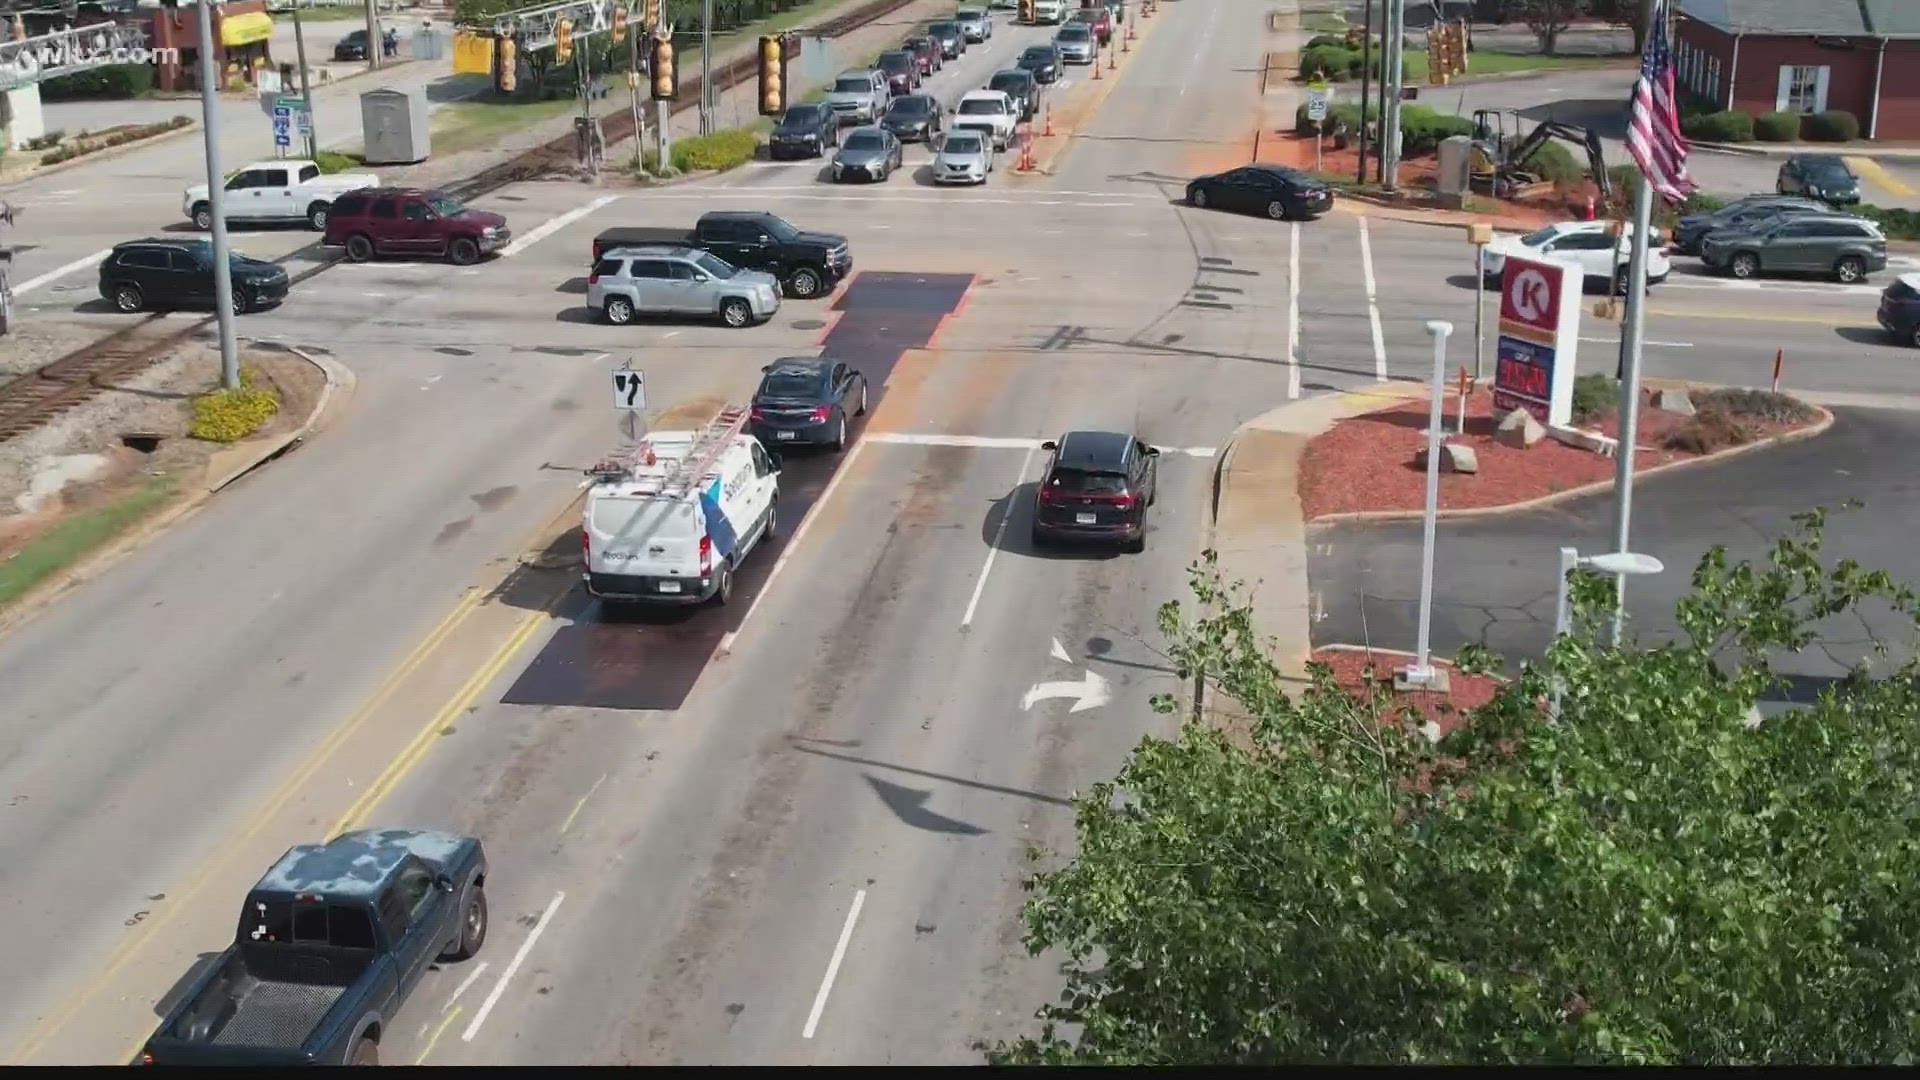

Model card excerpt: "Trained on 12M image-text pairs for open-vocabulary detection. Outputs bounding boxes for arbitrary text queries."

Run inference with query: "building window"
[1778,64,1830,114]
[1708,57,1720,103]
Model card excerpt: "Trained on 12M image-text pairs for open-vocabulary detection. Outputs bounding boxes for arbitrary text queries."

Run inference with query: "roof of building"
[1683,0,1920,36]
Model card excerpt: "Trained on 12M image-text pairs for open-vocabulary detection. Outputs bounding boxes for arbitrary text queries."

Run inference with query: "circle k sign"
[1498,258,1564,333]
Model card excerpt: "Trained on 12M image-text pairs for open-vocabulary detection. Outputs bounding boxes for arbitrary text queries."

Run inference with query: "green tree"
[1513,0,1589,56]
[996,510,1920,1064]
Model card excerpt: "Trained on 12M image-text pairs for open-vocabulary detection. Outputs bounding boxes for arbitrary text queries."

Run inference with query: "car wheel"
[764,501,779,540]
[448,237,481,266]
[307,202,330,230]
[232,290,250,316]
[442,887,488,961]
[1910,325,1920,349]
[720,297,753,327]
[1125,530,1146,554]
[191,202,212,230]
[1029,524,1048,548]
[1265,200,1288,220]
[1835,255,1865,283]
[711,562,734,606]
[350,1038,379,1065]
[112,284,144,313]
[1729,252,1759,279]
[856,382,868,415]
[604,296,636,325]
[830,413,847,451]
[787,266,824,298]
[1190,187,1208,208]
[345,234,375,262]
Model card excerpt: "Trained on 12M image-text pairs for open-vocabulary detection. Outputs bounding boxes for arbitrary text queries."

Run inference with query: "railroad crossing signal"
[650,36,677,100]
[555,17,573,63]
[758,35,784,116]
[496,32,518,92]
[611,3,627,42]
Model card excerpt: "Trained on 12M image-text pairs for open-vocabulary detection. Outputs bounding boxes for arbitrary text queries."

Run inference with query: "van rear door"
[587,494,704,580]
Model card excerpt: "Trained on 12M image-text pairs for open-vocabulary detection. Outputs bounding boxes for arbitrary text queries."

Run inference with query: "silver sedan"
[932,131,995,184]
[831,127,904,183]
[1053,25,1097,63]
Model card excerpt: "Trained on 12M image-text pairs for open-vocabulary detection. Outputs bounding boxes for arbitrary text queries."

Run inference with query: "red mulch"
[1310,646,1502,736]
[1265,135,1587,230]
[1299,387,1814,521]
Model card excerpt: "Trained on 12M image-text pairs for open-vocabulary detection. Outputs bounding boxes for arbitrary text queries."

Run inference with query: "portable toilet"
[360,85,430,165]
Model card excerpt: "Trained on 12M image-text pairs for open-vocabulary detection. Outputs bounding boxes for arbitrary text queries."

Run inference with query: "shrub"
[1397,106,1474,153]
[189,372,281,444]
[1305,34,1347,50]
[1298,44,1354,81]
[1857,203,1920,240]
[670,127,759,173]
[1519,139,1585,183]
[22,130,64,151]
[1754,111,1803,142]
[1804,110,1859,142]
[1664,407,1755,453]
[311,150,365,174]
[1571,373,1618,423]
[1680,109,1753,143]
[39,63,153,101]
[1695,388,1817,424]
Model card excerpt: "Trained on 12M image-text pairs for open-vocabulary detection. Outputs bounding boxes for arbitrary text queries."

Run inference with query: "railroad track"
[0,0,919,444]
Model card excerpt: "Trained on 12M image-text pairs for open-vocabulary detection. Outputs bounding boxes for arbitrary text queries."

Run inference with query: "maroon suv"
[322,186,510,265]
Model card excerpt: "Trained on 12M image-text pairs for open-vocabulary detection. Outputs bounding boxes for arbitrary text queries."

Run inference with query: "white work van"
[582,406,781,609]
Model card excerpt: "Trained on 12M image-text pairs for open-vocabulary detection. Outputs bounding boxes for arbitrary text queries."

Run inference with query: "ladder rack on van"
[586,404,751,491]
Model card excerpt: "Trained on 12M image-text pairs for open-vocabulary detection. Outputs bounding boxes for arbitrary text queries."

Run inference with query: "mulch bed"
[1299,387,1816,521]
[1310,646,1503,736]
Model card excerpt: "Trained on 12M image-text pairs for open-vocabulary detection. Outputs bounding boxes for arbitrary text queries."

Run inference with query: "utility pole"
[699,0,713,134]
[363,0,380,70]
[628,25,644,172]
[1358,0,1372,184]
[195,0,240,390]
[290,0,318,157]
[1381,0,1402,191]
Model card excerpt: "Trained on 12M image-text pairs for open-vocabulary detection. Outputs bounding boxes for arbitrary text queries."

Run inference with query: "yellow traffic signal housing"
[643,0,660,29]
[651,37,677,100]
[612,4,628,43]
[1019,0,1034,23]
[758,35,784,116]
[555,17,573,64]
[497,33,517,93]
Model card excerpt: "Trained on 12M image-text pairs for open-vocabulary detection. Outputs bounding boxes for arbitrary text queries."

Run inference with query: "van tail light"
[582,528,591,563]
[699,534,713,574]
[809,406,831,422]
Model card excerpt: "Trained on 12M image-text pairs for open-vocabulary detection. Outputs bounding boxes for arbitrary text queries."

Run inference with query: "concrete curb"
[1691,139,1920,161]
[0,118,201,189]
[0,344,353,638]
[1304,392,1835,528]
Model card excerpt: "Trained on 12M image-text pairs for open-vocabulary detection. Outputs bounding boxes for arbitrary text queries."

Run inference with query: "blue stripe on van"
[700,483,739,558]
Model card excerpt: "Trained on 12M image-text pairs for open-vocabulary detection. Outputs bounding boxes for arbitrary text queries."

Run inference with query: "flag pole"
[1609,175,1653,647]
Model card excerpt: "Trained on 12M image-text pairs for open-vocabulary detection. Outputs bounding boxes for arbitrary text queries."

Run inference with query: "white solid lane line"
[862,432,1217,456]
[1358,217,1387,382]
[1579,336,1693,348]
[1287,220,1302,399]
[443,961,490,1011]
[962,445,1036,629]
[463,891,564,1042]
[500,195,622,258]
[802,888,867,1040]
[716,437,870,655]
[12,247,113,295]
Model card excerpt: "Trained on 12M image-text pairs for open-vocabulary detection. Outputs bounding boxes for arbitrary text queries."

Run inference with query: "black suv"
[768,103,838,159]
[987,69,1038,122]
[1777,153,1863,206]
[98,237,289,315]
[880,94,943,142]
[1031,430,1158,552]
[749,357,869,451]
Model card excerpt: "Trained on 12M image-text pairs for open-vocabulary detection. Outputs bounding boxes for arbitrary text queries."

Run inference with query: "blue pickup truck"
[139,829,488,1066]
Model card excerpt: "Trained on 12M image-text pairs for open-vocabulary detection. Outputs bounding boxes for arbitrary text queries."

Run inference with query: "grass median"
[0,477,178,612]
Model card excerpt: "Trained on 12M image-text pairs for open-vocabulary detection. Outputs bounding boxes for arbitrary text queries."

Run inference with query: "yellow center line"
[1644,307,1860,326]
[415,1005,464,1065]
[558,773,608,836]
[1847,155,1915,199]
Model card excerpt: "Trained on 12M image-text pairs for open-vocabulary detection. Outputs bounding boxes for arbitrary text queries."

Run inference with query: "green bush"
[189,372,281,444]
[311,150,365,174]
[1680,109,1753,143]
[1571,373,1618,423]
[39,63,152,101]
[1395,104,1474,153]
[1804,110,1859,142]
[22,130,63,151]
[1305,34,1347,50]
[1854,203,1920,240]
[1298,44,1355,81]
[1695,388,1817,424]
[670,127,760,173]
[1754,111,1803,141]
[1519,139,1585,183]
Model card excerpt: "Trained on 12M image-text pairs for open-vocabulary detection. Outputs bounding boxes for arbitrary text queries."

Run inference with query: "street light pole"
[290,0,318,157]
[1400,319,1453,691]
[363,0,380,71]
[1551,548,1664,715]
[194,0,240,390]
[1609,178,1656,645]
[1358,0,1372,184]
[1381,0,1402,191]
[699,0,713,135]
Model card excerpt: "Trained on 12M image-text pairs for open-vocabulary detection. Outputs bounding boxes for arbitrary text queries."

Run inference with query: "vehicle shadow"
[552,306,725,329]
[981,481,1122,562]
[555,276,587,294]
[160,220,316,236]
[1835,325,1893,345]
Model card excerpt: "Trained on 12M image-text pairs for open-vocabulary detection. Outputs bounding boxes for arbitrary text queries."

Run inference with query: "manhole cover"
[436,346,473,356]
[790,319,826,330]
[531,345,596,357]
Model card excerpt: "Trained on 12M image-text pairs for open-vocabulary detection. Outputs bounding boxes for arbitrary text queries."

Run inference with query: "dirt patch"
[1311,646,1503,736]
[1298,386,1824,521]
[1258,134,1585,231]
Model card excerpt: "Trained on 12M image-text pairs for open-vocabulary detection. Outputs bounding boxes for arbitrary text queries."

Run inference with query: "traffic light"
[497,32,517,93]
[612,4,628,43]
[643,0,660,30]
[555,18,573,64]
[651,36,677,100]
[758,35,784,116]
[1019,0,1034,23]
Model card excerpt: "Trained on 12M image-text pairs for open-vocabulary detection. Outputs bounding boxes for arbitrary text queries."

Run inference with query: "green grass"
[1408,47,1625,82]
[431,95,583,154]
[748,0,860,36]
[0,478,178,611]
[275,3,376,21]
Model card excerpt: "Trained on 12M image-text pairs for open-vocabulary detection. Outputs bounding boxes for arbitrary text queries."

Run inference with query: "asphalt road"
[1307,405,1920,693]
[4,0,1919,1066]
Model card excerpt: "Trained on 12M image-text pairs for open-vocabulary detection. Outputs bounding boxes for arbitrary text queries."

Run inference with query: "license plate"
[775,430,796,440]
[657,581,682,593]
[1076,512,1096,525]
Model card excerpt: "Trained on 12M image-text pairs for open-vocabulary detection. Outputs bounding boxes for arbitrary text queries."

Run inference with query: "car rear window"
[593,257,624,278]
[881,53,911,69]
[784,105,824,123]
[959,98,1005,115]
[761,369,824,397]
[1048,469,1127,494]
[245,895,379,950]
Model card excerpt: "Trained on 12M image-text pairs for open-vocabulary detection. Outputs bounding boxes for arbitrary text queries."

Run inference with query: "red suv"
[322,187,510,265]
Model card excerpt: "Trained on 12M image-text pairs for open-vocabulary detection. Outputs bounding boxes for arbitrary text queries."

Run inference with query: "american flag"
[1626,0,1694,203]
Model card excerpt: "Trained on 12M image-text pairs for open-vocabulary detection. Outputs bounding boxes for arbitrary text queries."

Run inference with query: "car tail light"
[809,406,831,422]
[1107,494,1137,511]
[140,1053,154,1065]
[750,406,767,421]
[588,272,599,285]
[699,534,713,573]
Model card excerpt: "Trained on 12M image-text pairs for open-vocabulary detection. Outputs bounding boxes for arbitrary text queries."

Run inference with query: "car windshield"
[782,105,823,124]
[1048,469,1127,494]
[990,75,1024,91]
[890,97,933,115]
[428,194,463,216]
[943,135,983,154]
[761,369,824,398]
[834,77,872,93]
[1519,226,1563,247]
[959,99,1003,114]
[1807,163,1854,180]
[843,133,886,150]
[695,253,736,279]
[1058,26,1089,39]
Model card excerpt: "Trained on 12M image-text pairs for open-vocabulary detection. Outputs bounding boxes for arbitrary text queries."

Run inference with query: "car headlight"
[483,226,500,237]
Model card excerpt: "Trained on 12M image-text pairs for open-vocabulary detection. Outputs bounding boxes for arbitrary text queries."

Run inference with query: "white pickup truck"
[183,159,379,231]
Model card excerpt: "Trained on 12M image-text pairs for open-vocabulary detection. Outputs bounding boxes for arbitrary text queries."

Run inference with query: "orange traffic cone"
[1092,53,1102,78]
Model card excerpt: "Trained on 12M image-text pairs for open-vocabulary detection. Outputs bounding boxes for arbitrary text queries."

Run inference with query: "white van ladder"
[656,404,750,493]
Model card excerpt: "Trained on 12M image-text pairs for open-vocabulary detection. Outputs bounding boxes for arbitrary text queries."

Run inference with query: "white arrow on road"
[1022,669,1111,713]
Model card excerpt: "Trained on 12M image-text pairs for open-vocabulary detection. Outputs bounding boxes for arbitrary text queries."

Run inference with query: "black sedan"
[1777,153,1863,206]
[749,357,869,452]
[926,20,966,58]
[768,103,838,159]
[1017,44,1061,84]
[1186,164,1333,221]
[333,29,370,61]
[880,94,943,142]
[1031,430,1158,553]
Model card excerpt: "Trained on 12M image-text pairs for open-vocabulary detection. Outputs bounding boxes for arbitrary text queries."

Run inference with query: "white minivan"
[582,428,780,609]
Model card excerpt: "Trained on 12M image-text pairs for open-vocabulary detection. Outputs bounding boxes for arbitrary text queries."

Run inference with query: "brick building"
[1675,0,1920,140]
[141,0,276,92]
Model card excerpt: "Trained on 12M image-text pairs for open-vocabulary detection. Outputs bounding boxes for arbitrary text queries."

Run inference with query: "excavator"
[1469,109,1612,201]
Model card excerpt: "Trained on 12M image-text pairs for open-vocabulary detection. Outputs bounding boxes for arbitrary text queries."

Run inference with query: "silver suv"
[587,245,780,328]
[824,69,890,124]
[1700,213,1888,283]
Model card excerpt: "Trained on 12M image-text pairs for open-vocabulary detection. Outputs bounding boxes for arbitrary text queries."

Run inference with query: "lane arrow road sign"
[1021,669,1110,713]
